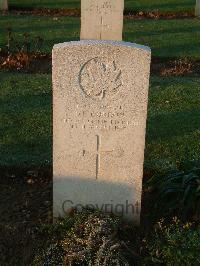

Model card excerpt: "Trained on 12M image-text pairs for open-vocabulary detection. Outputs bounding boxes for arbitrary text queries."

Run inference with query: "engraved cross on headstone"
[95,135,115,179]
[81,0,124,41]
[83,135,115,179]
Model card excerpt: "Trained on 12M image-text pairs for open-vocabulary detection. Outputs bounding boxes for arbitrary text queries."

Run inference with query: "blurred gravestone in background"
[0,0,8,10]
[81,0,124,41]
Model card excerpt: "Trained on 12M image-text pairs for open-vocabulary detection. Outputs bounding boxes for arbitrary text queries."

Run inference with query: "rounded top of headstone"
[53,40,151,54]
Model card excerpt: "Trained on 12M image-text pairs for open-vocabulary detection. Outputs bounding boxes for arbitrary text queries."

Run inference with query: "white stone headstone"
[0,0,8,10]
[81,0,124,41]
[195,0,200,16]
[53,40,151,223]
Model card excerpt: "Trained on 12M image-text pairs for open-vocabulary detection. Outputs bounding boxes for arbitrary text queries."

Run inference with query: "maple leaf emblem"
[79,57,123,100]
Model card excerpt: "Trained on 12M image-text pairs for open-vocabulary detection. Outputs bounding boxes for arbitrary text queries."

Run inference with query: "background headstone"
[0,0,8,10]
[81,0,124,41]
[53,40,151,223]
[195,0,200,16]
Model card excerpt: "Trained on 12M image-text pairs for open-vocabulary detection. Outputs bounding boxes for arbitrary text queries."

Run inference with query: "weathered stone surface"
[81,0,124,41]
[53,40,151,223]
[195,0,200,16]
[0,0,8,10]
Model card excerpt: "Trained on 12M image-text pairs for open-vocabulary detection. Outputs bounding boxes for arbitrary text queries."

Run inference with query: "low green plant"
[32,210,136,266]
[142,218,200,266]
[147,162,200,221]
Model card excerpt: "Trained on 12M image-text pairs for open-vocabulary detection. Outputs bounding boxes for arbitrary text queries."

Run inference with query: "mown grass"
[9,0,195,12]
[0,15,200,58]
[0,72,52,166]
[0,71,199,169]
[124,18,200,58]
[146,76,200,169]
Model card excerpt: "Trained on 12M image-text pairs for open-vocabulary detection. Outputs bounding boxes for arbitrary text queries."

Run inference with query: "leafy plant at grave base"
[0,27,44,70]
[32,209,137,266]
[141,218,200,266]
[147,161,200,222]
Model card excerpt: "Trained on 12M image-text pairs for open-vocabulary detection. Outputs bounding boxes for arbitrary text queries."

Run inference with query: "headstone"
[81,0,124,41]
[53,40,151,223]
[195,0,200,16]
[0,0,8,10]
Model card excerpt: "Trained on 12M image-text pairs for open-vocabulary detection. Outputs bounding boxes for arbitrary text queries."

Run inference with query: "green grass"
[0,72,199,169]
[9,0,195,12]
[124,18,200,58]
[0,72,52,166]
[146,76,200,169]
[0,15,200,58]
[9,0,81,9]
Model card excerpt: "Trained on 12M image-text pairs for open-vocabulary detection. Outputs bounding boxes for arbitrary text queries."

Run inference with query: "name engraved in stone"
[65,109,143,131]
[86,1,112,14]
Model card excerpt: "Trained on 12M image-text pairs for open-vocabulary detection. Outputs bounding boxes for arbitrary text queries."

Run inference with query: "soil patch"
[0,166,52,265]
[1,52,199,76]
[152,57,200,76]
[1,7,195,19]
[124,10,195,19]
[0,52,51,74]
[5,7,81,17]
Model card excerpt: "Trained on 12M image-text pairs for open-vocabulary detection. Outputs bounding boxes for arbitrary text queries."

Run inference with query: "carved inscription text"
[65,107,143,131]
[85,1,113,14]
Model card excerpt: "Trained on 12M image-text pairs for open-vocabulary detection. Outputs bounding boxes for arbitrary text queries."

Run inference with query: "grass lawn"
[0,71,199,169]
[146,76,200,169]
[0,15,200,58]
[9,0,196,12]
[0,72,52,166]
